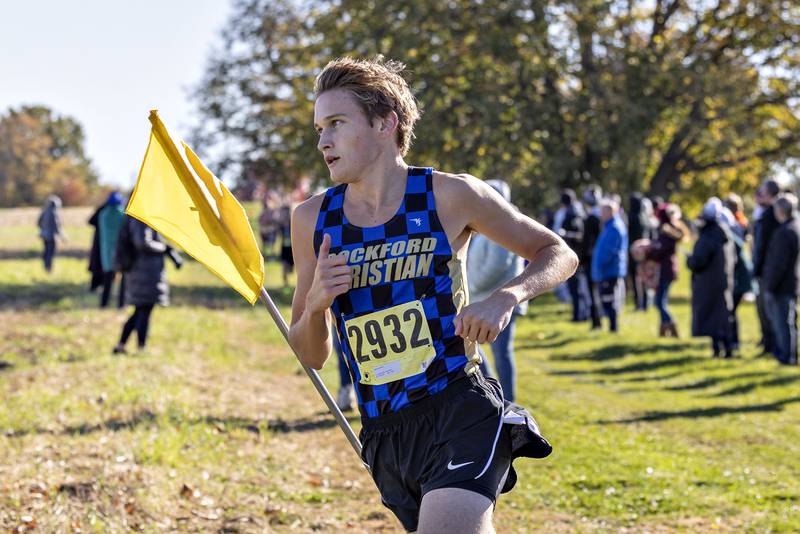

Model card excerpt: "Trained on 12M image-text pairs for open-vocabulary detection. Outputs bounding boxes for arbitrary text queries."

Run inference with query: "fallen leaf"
[180,484,194,499]
[264,503,282,515]
[29,482,48,498]
[18,515,37,530]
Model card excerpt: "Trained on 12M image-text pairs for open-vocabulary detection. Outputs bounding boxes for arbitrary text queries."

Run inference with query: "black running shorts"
[359,372,532,532]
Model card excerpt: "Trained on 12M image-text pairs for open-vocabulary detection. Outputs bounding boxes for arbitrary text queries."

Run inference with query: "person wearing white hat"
[687,198,736,358]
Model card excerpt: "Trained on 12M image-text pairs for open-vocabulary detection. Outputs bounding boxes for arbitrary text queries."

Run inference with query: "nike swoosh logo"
[446,460,474,470]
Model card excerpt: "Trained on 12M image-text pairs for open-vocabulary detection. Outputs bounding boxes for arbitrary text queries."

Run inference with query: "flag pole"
[258,287,364,460]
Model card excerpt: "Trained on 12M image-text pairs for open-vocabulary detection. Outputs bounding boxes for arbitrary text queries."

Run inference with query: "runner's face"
[314,89,381,183]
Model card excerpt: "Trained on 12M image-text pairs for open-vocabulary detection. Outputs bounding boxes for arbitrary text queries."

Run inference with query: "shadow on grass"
[665,371,773,392]
[709,374,800,397]
[0,248,89,260]
[610,370,688,383]
[0,281,294,310]
[598,396,800,424]
[549,355,707,377]
[517,336,582,350]
[549,342,699,362]
[5,410,358,439]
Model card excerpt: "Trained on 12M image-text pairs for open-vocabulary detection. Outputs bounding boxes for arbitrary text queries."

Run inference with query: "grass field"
[1,206,799,533]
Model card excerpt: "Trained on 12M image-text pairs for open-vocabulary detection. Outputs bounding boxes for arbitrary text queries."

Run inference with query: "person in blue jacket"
[591,199,628,332]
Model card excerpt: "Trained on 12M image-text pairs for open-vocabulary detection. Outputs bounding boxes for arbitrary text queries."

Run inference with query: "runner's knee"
[417,487,494,534]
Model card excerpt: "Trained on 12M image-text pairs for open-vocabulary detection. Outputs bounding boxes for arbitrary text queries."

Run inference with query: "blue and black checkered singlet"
[313,167,478,419]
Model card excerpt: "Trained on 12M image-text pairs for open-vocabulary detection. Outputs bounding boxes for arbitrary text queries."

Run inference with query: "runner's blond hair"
[315,56,421,156]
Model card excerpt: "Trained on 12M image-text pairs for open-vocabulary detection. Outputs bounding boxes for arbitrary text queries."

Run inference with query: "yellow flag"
[126,110,265,304]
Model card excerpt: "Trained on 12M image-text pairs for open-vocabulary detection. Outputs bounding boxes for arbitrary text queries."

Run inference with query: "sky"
[0,0,233,189]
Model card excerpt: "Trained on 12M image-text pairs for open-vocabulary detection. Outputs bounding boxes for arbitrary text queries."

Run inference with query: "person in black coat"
[558,189,588,322]
[762,194,800,365]
[752,180,781,355]
[582,186,603,329]
[112,217,181,354]
[687,198,735,358]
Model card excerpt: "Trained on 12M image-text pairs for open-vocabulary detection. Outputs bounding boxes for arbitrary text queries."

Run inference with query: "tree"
[193,0,800,213]
[0,105,99,207]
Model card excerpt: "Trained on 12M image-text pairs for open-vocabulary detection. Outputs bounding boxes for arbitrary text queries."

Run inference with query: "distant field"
[1,206,799,533]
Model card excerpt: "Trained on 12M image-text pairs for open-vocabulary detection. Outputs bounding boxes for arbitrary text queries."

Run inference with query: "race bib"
[344,300,436,386]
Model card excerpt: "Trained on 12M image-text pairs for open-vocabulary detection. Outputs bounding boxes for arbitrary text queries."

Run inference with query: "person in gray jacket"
[113,217,181,354]
[467,179,528,402]
[37,194,65,272]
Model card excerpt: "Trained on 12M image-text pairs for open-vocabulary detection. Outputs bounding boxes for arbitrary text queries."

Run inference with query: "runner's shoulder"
[291,191,327,237]
[431,170,495,205]
[292,191,326,225]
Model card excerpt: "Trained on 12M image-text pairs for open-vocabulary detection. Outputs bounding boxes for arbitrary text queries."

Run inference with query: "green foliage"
[0,105,99,207]
[194,0,799,211]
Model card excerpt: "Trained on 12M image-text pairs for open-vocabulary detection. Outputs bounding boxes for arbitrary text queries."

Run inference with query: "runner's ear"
[378,111,399,135]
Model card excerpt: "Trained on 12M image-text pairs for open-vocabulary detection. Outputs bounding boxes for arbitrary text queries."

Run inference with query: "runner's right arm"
[288,197,351,370]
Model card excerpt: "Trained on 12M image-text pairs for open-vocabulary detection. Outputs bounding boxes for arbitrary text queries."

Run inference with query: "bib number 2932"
[344,300,436,385]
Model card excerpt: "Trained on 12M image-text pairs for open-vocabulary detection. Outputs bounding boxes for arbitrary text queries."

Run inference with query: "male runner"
[288,56,578,533]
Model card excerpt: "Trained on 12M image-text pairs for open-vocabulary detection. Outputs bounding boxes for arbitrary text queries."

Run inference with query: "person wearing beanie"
[89,191,127,307]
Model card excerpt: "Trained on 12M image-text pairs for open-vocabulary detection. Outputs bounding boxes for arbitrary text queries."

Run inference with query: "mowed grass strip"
[1,207,799,533]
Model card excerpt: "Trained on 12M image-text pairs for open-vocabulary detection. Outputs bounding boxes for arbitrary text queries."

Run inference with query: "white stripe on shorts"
[474,413,504,479]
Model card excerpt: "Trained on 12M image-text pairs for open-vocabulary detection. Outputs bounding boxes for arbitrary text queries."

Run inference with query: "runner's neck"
[344,159,409,226]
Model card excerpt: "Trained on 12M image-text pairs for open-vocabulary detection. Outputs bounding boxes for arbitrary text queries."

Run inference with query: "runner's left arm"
[453,176,578,344]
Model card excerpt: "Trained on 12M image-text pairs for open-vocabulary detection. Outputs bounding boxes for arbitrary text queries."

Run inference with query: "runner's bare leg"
[416,488,495,534]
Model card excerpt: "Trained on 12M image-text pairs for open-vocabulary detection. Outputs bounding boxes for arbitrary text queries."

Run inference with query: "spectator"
[88,192,126,308]
[720,206,754,351]
[591,199,628,332]
[724,193,749,239]
[277,202,294,288]
[37,194,64,272]
[645,203,687,337]
[259,193,280,258]
[467,179,527,401]
[762,193,800,365]
[558,189,588,322]
[628,193,657,311]
[582,186,603,329]
[112,217,182,354]
[687,198,735,358]
[752,180,781,356]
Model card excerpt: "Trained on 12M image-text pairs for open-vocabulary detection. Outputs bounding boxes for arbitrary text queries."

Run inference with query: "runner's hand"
[454,290,517,344]
[305,233,351,314]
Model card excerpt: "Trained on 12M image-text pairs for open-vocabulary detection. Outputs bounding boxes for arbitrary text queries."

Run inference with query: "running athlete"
[288,56,578,533]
